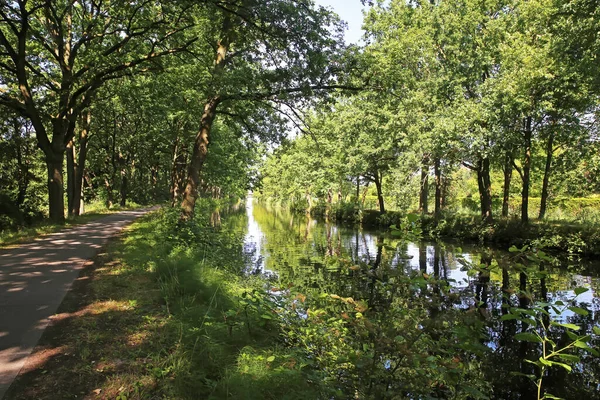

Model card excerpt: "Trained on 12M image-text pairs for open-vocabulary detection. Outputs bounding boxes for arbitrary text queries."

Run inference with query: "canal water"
[237,198,600,399]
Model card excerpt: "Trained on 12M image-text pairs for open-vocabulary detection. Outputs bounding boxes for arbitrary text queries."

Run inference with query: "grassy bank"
[6,204,320,400]
[419,214,600,256]
[289,201,600,257]
[361,211,600,257]
[0,201,151,247]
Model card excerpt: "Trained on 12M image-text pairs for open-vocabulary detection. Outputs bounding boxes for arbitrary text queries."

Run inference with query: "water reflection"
[240,199,600,398]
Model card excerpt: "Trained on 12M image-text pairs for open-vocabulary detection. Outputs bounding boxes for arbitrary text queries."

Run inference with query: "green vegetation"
[2,0,600,399]
[9,203,599,399]
[8,203,320,399]
[2,0,599,235]
[258,0,600,232]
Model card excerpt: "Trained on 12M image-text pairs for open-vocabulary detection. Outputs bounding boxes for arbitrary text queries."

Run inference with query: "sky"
[314,0,366,44]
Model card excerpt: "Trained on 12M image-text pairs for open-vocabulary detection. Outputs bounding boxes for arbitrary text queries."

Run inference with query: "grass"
[5,204,321,400]
[0,201,150,247]
[301,198,600,257]
[418,213,600,257]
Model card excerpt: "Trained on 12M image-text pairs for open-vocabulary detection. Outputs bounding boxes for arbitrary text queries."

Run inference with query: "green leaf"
[510,371,536,381]
[574,287,589,296]
[508,245,519,253]
[556,354,580,363]
[514,308,537,317]
[548,361,572,372]
[539,357,552,366]
[573,341,599,356]
[523,317,538,327]
[551,306,561,314]
[266,356,275,362]
[551,322,581,331]
[406,213,419,223]
[525,359,543,367]
[593,326,600,335]
[501,314,520,321]
[566,330,579,341]
[568,306,589,316]
[514,332,542,343]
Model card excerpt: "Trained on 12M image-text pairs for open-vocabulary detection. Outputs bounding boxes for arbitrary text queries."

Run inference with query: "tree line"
[1,0,599,230]
[0,0,352,228]
[259,0,600,224]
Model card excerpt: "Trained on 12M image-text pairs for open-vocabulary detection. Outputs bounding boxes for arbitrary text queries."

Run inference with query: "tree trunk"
[374,171,385,213]
[104,177,114,209]
[13,125,29,208]
[434,157,442,217]
[170,136,185,204]
[66,140,76,217]
[72,110,90,216]
[356,175,360,204]
[502,151,513,218]
[181,14,232,220]
[326,188,333,220]
[44,118,77,223]
[108,116,118,209]
[539,131,555,220]
[46,154,65,223]
[151,164,159,200]
[477,156,493,222]
[521,116,532,224]
[171,155,188,205]
[419,155,429,214]
[181,98,220,220]
[120,168,128,207]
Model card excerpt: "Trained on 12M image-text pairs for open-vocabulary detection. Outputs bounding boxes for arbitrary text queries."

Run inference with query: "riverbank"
[4,204,319,400]
[362,211,600,257]
[301,203,600,257]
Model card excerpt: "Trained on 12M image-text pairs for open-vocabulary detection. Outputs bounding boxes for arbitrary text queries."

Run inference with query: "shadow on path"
[0,208,157,399]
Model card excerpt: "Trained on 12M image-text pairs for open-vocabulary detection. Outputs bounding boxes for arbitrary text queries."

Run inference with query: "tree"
[0,0,194,222]
[179,0,350,220]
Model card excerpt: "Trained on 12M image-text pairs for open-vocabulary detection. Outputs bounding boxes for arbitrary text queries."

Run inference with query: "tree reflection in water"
[236,201,600,398]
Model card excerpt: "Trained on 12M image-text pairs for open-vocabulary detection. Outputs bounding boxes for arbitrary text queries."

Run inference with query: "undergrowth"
[142,205,321,399]
[6,201,322,400]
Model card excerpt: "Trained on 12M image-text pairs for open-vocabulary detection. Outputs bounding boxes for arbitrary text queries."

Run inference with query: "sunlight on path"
[0,208,157,399]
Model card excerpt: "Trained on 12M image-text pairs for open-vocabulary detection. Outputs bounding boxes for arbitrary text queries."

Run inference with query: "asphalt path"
[0,208,156,399]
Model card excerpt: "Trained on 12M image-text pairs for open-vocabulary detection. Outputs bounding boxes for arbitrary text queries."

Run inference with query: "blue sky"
[314,0,366,44]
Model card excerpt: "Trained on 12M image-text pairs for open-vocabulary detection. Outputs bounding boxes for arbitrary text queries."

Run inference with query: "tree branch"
[512,160,524,181]
[461,161,477,171]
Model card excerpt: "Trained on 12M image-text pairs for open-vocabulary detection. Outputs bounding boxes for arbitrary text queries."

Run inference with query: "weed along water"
[235,198,600,399]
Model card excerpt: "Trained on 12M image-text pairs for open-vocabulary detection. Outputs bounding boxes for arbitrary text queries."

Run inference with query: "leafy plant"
[504,245,599,400]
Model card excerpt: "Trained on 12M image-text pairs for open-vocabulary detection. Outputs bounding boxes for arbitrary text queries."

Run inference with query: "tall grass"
[115,203,324,399]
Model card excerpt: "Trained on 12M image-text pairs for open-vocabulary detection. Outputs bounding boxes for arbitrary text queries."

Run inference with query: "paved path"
[0,208,157,399]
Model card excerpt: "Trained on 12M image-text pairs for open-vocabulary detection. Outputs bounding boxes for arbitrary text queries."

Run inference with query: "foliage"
[501,245,599,399]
